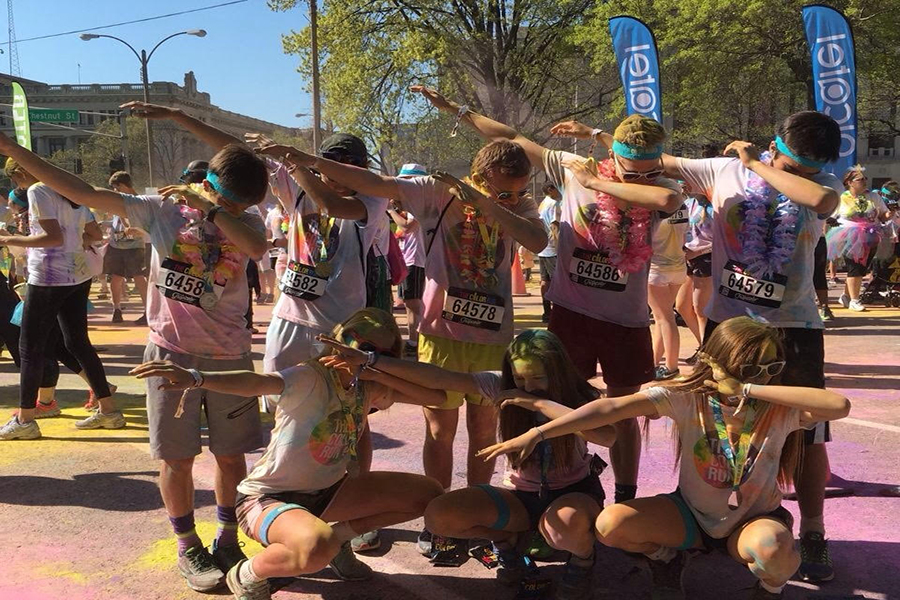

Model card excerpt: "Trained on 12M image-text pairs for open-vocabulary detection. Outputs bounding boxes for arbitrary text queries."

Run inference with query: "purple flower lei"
[739,152,802,279]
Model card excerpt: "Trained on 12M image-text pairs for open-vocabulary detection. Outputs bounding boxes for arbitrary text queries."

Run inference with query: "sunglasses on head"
[479,176,532,202]
[613,154,663,182]
[738,360,786,380]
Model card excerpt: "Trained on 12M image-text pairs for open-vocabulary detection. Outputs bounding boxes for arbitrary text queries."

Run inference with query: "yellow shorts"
[418,333,508,409]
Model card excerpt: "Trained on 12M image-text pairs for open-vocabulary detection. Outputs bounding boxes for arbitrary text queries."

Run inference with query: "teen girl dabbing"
[479,317,850,600]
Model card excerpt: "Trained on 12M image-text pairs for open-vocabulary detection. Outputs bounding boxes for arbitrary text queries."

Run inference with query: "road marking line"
[841,417,900,434]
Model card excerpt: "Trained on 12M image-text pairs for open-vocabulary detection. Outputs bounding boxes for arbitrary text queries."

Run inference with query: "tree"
[48,116,149,189]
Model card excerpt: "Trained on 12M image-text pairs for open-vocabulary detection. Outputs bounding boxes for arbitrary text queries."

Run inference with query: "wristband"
[741,383,754,399]
[365,351,380,368]
[534,426,546,442]
[450,105,469,138]
[206,205,223,224]
[591,128,604,140]
[187,368,204,389]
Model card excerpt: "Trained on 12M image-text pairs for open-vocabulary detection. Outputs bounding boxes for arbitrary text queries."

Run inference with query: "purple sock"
[215,506,239,548]
[169,512,202,556]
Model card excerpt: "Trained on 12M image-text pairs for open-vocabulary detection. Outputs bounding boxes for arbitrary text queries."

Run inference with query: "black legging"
[19,280,110,409]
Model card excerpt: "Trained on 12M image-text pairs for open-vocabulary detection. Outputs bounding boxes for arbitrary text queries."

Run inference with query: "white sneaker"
[75,410,126,430]
[838,293,850,308]
[0,415,41,440]
[848,299,867,312]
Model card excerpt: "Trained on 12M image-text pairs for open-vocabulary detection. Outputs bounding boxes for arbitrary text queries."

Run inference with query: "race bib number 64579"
[718,260,786,309]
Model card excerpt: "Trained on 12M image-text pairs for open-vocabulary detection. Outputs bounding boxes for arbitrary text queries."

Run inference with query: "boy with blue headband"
[0,106,270,593]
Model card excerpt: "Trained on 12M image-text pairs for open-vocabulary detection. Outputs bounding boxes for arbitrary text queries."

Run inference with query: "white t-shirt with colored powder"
[123,194,264,359]
[537,196,561,258]
[473,371,591,493]
[644,386,808,539]
[27,183,95,287]
[542,150,681,328]
[396,176,539,346]
[674,157,841,329]
[398,214,426,268]
[237,361,394,496]
[272,191,388,332]
[651,204,689,272]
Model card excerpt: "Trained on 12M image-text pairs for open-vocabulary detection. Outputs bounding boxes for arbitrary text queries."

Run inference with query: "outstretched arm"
[0,133,126,216]
[550,120,615,153]
[289,166,367,221]
[411,86,546,168]
[496,390,617,447]
[561,156,683,212]
[0,218,63,248]
[123,101,242,151]
[130,361,285,396]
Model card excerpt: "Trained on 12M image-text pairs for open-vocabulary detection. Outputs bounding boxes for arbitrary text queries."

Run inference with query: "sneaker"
[797,531,834,582]
[495,545,533,586]
[112,308,124,323]
[213,541,248,574]
[684,350,700,366]
[29,400,61,419]
[838,293,850,308]
[654,366,680,381]
[134,314,148,326]
[554,554,594,600]
[541,312,550,323]
[84,382,117,411]
[0,415,41,440]
[97,292,109,300]
[848,299,867,312]
[226,560,270,600]
[74,410,126,430]
[417,528,433,556]
[350,530,381,553]
[819,306,835,322]
[748,581,783,599]
[644,551,688,599]
[403,341,418,358]
[177,546,225,592]
[329,541,373,581]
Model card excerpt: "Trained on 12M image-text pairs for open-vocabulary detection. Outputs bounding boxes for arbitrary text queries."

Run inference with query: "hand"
[158,184,215,214]
[431,171,488,207]
[319,355,378,381]
[244,133,276,148]
[120,101,179,120]
[125,227,144,237]
[496,389,544,411]
[561,156,599,189]
[255,143,317,168]
[698,352,744,397]
[130,360,194,391]
[476,428,541,466]
[409,85,457,113]
[550,121,595,139]
[724,141,762,170]
[316,334,370,366]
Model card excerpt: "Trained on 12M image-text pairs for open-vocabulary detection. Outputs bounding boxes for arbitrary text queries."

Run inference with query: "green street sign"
[28,108,79,123]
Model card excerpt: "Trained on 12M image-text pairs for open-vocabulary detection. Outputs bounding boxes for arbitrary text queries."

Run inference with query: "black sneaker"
[495,546,533,586]
[111,308,124,323]
[644,551,688,600]
[133,314,148,326]
[177,546,224,592]
[654,366,680,381]
[212,540,247,573]
[554,554,594,599]
[684,350,700,366]
[748,581,783,599]
[798,531,834,582]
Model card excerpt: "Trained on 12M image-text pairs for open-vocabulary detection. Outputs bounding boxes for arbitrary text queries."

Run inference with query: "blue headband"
[612,140,663,160]
[774,136,826,169]
[8,190,27,208]
[204,171,242,204]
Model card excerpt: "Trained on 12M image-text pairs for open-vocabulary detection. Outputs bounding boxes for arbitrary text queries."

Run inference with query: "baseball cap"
[319,133,368,167]
[398,163,428,178]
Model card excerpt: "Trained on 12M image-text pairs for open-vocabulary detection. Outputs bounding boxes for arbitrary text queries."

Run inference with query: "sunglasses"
[480,176,532,202]
[322,150,365,167]
[341,331,397,357]
[738,361,786,380]
[613,154,663,182]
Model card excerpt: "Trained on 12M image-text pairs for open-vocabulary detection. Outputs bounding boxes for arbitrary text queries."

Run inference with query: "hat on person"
[180,160,209,184]
[398,163,428,178]
[319,133,368,167]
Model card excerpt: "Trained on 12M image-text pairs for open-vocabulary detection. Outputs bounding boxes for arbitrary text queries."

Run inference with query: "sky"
[6,0,312,127]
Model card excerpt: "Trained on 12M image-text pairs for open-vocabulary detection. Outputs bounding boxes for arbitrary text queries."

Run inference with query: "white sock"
[759,579,785,594]
[331,521,359,543]
[646,545,677,563]
[239,557,263,584]
[799,514,825,536]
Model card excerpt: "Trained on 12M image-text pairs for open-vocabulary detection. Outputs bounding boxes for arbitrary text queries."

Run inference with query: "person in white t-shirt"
[537,183,562,322]
[480,317,851,600]
[648,202,689,381]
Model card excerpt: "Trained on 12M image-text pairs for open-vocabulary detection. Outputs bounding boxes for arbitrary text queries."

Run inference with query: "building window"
[868,133,896,158]
[48,137,66,155]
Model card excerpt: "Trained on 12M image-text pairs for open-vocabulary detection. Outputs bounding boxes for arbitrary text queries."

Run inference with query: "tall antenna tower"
[7,0,20,76]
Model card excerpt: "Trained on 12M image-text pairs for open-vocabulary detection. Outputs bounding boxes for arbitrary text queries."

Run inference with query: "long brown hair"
[499,329,600,471]
[665,317,803,489]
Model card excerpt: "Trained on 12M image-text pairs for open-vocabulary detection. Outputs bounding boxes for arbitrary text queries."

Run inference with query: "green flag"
[12,82,32,150]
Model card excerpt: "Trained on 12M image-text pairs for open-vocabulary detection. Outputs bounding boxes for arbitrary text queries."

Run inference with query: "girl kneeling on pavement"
[479,317,850,600]
[132,307,445,600]
[322,328,616,600]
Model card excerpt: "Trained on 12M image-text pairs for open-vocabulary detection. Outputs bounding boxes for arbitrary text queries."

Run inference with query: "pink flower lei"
[591,158,653,273]
[739,152,801,279]
[172,204,244,285]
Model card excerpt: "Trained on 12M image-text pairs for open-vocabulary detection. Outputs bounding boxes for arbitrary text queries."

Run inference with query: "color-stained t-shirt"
[27,183,95,287]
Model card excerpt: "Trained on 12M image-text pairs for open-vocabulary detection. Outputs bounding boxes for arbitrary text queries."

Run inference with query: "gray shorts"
[539,256,557,282]
[145,342,263,460]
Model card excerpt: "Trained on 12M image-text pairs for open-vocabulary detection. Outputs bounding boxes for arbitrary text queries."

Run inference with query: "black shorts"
[704,320,830,445]
[399,265,425,301]
[846,250,876,278]
[478,474,605,531]
[813,237,828,290]
[103,246,146,278]
[686,253,712,278]
[269,255,278,270]
[539,256,557,282]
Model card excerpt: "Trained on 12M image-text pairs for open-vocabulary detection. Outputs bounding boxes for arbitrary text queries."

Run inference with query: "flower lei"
[590,158,652,273]
[455,177,501,289]
[739,152,801,279]
[170,202,244,287]
[840,190,875,221]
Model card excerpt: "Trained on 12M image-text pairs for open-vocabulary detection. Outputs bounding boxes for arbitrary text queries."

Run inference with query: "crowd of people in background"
[2,84,898,600]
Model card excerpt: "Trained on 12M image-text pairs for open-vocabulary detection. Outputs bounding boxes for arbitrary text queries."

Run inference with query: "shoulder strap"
[425,197,456,257]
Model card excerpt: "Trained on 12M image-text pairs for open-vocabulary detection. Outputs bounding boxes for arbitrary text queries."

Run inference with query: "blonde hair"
[329,307,404,358]
[4,157,22,177]
[841,164,865,189]
[613,114,667,150]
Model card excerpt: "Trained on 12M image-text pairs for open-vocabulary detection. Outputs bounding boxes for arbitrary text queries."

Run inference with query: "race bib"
[267,246,284,258]
[718,260,786,308]
[569,248,628,291]
[442,287,505,331]
[157,258,225,309]
[668,208,688,224]
[280,260,327,300]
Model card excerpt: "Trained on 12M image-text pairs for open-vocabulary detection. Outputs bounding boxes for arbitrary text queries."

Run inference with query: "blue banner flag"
[802,4,857,175]
[608,16,663,123]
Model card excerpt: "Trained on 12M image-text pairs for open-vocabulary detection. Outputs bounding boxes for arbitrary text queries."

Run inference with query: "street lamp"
[79,30,207,186]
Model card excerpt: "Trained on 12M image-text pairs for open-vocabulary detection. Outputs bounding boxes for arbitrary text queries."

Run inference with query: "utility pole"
[119,112,131,173]
[140,49,154,186]
[310,0,322,151]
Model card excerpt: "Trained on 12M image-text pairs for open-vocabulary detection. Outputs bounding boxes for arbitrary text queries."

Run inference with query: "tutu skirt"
[826,219,882,263]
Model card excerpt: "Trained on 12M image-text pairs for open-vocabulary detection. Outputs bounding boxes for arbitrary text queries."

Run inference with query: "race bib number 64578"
[442,287,505,331]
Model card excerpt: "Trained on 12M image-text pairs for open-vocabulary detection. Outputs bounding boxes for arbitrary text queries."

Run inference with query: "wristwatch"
[206,205,223,223]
